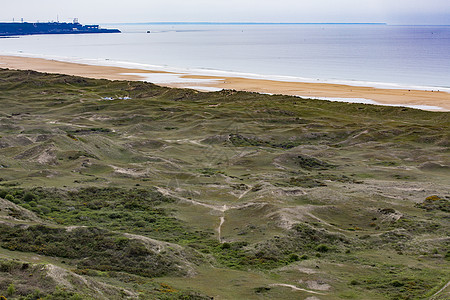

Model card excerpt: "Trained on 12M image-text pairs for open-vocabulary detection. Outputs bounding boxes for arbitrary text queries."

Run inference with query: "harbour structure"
[0,19,120,36]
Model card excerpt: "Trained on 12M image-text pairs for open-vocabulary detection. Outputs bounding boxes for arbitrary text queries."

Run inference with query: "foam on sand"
[0,55,448,112]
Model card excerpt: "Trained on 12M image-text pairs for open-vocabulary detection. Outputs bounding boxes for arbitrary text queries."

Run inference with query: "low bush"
[316,244,329,253]
[0,225,179,278]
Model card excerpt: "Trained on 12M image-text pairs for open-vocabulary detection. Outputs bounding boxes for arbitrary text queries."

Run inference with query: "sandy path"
[269,283,327,295]
[430,280,450,299]
[218,216,226,242]
[156,186,269,242]
[1,55,449,111]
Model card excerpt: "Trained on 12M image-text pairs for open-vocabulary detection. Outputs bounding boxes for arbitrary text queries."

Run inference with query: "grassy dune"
[0,69,449,299]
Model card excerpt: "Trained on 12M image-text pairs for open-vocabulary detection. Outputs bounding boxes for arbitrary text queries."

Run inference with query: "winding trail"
[218,217,225,241]
[156,187,267,242]
[430,280,450,299]
[157,185,354,243]
[305,212,348,233]
[217,205,227,242]
[269,283,327,295]
[238,187,252,200]
[163,138,206,147]
[156,187,224,211]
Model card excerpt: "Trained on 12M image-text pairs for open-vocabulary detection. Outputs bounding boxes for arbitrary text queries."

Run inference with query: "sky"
[1,0,449,25]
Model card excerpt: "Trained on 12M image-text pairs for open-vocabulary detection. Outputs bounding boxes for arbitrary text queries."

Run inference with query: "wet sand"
[1,55,449,111]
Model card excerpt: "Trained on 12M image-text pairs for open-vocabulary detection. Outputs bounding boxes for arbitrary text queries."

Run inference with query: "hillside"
[0,68,449,299]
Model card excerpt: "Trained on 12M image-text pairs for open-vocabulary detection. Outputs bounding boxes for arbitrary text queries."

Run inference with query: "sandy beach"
[1,55,449,111]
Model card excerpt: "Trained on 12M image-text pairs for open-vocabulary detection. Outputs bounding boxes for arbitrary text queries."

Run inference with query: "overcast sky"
[1,0,449,25]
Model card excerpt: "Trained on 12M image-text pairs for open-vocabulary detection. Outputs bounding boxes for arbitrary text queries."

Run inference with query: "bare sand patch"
[1,55,449,111]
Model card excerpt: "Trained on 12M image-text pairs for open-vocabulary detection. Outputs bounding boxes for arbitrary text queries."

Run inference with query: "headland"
[0,21,120,36]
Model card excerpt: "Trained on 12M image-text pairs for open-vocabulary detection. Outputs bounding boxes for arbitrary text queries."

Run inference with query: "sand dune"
[1,55,449,111]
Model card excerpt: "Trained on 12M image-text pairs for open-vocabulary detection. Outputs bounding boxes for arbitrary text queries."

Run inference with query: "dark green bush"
[0,224,179,278]
[316,244,329,253]
[23,192,36,202]
[221,243,231,249]
[350,280,360,285]
[390,280,404,287]
[289,253,299,261]
[4,194,14,202]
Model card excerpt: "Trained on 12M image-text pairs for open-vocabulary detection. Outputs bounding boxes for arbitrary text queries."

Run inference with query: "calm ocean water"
[1,24,449,90]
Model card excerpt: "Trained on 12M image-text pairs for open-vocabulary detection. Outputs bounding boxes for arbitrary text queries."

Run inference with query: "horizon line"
[104,21,389,25]
[3,20,449,26]
[100,22,450,26]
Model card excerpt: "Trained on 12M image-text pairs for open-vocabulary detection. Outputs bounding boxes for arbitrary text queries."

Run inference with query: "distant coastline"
[1,23,448,111]
[2,23,448,90]
[105,22,388,25]
[0,21,120,36]
[0,55,448,111]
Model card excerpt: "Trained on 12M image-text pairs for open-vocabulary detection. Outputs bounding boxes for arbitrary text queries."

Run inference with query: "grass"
[0,224,185,278]
[0,68,449,299]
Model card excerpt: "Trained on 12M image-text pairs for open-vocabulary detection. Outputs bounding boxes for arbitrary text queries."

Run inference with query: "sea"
[1,23,450,92]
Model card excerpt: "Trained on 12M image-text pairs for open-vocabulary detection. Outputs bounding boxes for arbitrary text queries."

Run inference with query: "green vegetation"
[0,69,449,299]
[415,195,449,212]
[0,224,183,277]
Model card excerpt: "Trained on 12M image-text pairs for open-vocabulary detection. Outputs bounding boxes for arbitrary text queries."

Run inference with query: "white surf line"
[430,280,450,299]
[295,95,445,111]
[122,72,224,85]
[260,92,445,111]
[6,53,450,96]
[269,283,327,295]
[184,86,223,92]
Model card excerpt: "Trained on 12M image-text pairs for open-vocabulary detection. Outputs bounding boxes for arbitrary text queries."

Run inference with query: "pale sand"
[1,55,449,111]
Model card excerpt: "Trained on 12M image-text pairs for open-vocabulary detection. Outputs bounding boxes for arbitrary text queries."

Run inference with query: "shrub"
[221,243,231,250]
[0,225,180,278]
[254,287,271,294]
[289,253,299,261]
[45,287,83,300]
[316,244,329,253]
[425,195,441,201]
[4,194,14,202]
[134,221,147,228]
[23,192,36,202]
[21,203,31,210]
[7,283,15,296]
[391,280,404,287]
[21,289,44,300]
[40,206,51,214]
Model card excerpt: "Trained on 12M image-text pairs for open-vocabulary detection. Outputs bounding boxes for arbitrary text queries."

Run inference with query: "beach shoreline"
[1,55,449,111]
